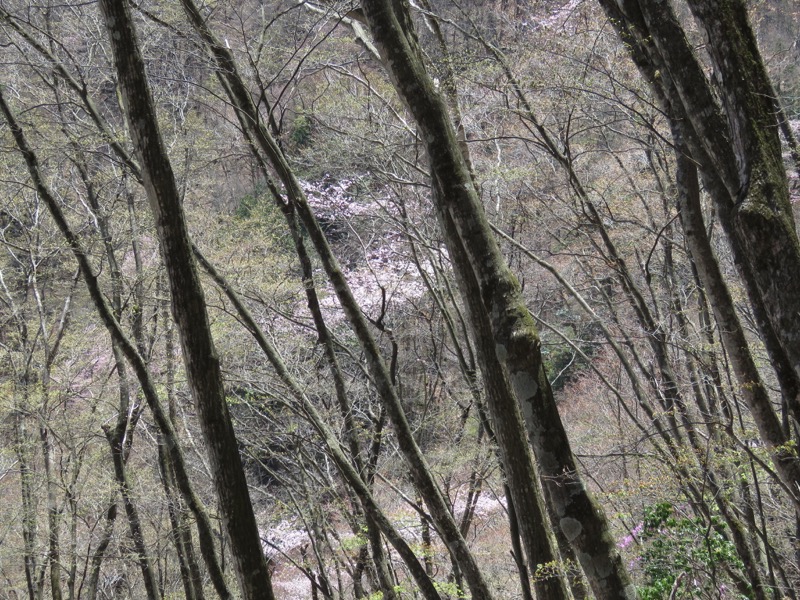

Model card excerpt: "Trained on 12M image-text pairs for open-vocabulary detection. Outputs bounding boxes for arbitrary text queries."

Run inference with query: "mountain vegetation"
[0,0,798,598]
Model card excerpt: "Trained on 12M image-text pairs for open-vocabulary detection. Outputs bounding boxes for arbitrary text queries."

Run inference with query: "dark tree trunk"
[0,80,233,600]
[104,428,160,600]
[674,133,800,505]
[598,0,800,426]
[95,2,277,599]
[194,247,445,600]
[596,0,800,511]
[435,195,569,599]
[685,0,800,385]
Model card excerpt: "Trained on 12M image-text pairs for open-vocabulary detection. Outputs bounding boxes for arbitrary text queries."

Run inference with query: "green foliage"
[340,531,367,552]
[542,321,601,392]
[542,343,584,392]
[235,182,268,220]
[233,183,294,256]
[364,585,407,600]
[433,581,466,598]
[361,580,465,599]
[290,113,313,148]
[636,502,747,600]
[532,560,564,583]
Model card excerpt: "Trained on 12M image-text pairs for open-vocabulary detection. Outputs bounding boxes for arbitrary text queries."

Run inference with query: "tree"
[359,1,636,598]
[597,0,800,424]
[94,1,276,598]
[1,0,798,596]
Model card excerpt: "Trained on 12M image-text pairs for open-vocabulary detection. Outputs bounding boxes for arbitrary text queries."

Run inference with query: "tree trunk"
[281,206,399,600]
[436,196,569,599]
[161,291,205,600]
[674,132,800,508]
[104,426,161,600]
[83,499,118,600]
[685,0,800,384]
[360,1,636,597]
[599,0,800,424]
[597,0,800,510]
[95,2,276,599]
[194,248,445,600]
[14,394,38,600]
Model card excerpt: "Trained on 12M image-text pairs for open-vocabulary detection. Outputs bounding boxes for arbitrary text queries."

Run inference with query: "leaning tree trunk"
[674,132,800,507]
[684,0,800,384]
[596,0,800,511]
[600,0,800,421]
[359,0,636,598]
[435,186,570,600]
[178,1,495,596]
[94,2,276,599]
[193,248,445,600]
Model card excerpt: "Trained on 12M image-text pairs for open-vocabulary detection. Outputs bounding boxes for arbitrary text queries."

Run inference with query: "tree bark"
[684,0,800,383]
[360,1,636,597]
[0,40,234,600]
[599,0,800,424]
[160,290,205,600]
[596,0,800,511]
[674,133,800,508]
[280,205,399,600]
[83,499,118,600]
[94,2,276,599]
[435,193,569,599]
[104,427,161,600]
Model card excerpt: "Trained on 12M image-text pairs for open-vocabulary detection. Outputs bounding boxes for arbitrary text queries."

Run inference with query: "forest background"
[0,0,799,599]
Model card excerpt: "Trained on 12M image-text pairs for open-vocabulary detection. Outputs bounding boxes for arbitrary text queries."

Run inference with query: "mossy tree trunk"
[0,79,233,600]
[597,0,800,511]
[598,0,800,423]
[686,0,800,387]
[360,0,637,598]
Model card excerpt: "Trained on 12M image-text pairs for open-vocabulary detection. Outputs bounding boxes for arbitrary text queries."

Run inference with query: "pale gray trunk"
[435,193,569,599]
[360,1,636,597]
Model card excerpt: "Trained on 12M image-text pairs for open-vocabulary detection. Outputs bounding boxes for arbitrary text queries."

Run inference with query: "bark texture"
[360,0,636,598]
[598,0,800,422]
[684,0,800,383]
[95,2,275,599]
[674,134,800,507]
[193,248,444,600]
[435,189,568,600]
[597,0,800,511]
